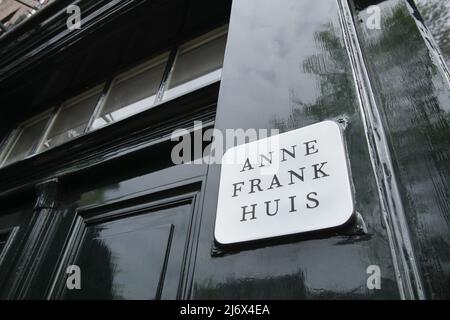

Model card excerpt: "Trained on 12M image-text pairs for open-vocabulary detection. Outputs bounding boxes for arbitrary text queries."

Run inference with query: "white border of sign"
[214,121,355,245]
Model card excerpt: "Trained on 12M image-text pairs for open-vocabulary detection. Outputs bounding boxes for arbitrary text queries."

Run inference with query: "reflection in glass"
[1,114,50,167]
[190,0,402,299]
[92,55,168,129]
[164,32,227,100]
[353,0,450,298]
[62,203,192,300]
[41,90,101,151]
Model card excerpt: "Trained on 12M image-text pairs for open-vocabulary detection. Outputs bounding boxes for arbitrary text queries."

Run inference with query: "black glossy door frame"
[47,187,204,299]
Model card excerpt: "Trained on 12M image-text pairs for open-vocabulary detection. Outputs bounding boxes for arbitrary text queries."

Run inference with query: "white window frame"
[37,84,104,153]
[0,26,228,169]
[0,128,19,166]
[162,25,228,102]
[89,52,170,131]
[0,110,54,168]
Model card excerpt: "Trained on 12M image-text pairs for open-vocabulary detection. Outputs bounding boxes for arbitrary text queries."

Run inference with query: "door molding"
[46,185,203,300]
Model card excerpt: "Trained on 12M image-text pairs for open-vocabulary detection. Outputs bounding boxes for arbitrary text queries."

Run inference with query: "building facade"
[0,0,449,299]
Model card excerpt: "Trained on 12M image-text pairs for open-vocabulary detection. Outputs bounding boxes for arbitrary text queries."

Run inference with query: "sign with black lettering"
[214,121,354,245]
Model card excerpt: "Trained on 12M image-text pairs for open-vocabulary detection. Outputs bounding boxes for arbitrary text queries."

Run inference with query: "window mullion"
[86,80,113,132]
[155,47,179,104]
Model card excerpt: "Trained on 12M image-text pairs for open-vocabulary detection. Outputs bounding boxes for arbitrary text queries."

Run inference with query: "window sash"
[38,86,103,152]
[0,111,53,168]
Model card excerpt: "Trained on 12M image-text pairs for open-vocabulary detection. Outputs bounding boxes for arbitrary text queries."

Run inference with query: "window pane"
[165,33,227,100]
[0,135,7,162]
[2,116,49,166]
[41,91,100,151]
[93,58,167,129]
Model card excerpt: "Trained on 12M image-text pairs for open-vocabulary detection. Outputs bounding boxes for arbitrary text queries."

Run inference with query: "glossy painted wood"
[0,0,448,300]
[351,0,450,299]
[192,0,401,299]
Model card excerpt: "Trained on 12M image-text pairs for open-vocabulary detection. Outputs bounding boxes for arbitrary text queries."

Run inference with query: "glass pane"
[41,92,100,151]
[93,59,166,129]
[2,116,49,166]
[165,33,227,100]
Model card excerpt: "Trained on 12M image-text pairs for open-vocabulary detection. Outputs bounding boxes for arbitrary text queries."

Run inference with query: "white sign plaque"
[214,121,354,245]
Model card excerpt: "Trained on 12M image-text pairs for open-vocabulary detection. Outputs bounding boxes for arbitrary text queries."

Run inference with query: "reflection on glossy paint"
[164,69,222,101]
[62,204,192,300]
[415,0,450,69]
[353,0,450,299]
[193,0,400,299]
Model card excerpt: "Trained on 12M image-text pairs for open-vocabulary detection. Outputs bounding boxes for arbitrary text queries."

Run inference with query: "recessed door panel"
[56,198,195,300]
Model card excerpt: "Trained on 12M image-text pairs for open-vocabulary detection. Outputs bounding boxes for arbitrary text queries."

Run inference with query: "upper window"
[164,29,227,100]
[40,86,102,151]
[92,54,168,129]
[0,112,51,167]
[0,26,228,169]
